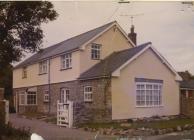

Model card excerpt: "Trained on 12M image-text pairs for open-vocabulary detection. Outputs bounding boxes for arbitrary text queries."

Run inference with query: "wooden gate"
[57,100,73,128]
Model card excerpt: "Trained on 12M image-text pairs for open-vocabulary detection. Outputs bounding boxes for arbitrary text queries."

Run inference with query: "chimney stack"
[128,25,137,45]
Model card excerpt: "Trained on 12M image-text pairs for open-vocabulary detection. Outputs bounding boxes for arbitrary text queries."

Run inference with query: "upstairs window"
[39,60,48,74]
[84,86,93,102]
[91,43,101,60]
[22,67,27,78]
[61,53,72,70]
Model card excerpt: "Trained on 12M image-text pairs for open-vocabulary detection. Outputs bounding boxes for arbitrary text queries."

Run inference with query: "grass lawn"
[80,117,194,129]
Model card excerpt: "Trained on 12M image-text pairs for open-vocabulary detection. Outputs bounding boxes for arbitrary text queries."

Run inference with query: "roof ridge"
[114,42,152,54]
[40,21,117,51]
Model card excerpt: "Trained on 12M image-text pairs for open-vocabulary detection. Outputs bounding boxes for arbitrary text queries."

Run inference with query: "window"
[136,81,162,107]
[19,92,25,105]
[27,92,37,105]
[60,88,70,103]
[84,86,93,102]
[22,67,27,78]
[61,53,72,69]
[39,60,48,74]
[44,90,49,102]
[91,44,101,60]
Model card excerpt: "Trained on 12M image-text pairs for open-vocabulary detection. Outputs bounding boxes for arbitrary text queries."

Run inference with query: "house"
[13,21,182,125]
[179,71,194,116]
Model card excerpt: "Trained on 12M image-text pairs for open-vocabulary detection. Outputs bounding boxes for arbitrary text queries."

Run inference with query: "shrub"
[0,122,30,140]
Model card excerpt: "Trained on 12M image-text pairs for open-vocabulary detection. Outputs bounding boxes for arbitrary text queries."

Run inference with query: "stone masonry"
[181,89,194,117]
[13,78,112,125]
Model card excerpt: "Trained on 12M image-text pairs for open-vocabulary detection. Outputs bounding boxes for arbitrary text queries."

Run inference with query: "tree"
[0,1,58,68]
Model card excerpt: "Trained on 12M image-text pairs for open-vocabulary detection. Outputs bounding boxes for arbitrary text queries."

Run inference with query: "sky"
[38,1,194,74]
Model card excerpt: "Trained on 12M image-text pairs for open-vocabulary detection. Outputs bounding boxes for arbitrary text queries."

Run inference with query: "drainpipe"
[48,58,51,114]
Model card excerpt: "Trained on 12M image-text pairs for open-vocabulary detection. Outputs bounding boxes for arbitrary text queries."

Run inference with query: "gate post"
[68,101,73,128]
[5,100,9,124]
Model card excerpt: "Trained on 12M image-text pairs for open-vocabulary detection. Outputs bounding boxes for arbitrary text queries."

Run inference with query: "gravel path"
[10,113,115,140]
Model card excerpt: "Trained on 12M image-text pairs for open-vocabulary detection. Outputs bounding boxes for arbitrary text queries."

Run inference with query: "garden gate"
[57,100,73,128]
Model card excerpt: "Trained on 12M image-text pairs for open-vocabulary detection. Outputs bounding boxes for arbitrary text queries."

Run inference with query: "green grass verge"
[80,118,194,129]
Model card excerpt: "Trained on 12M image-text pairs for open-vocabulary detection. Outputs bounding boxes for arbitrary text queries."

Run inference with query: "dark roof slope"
[79,42,151,80]
[180,80,194,89]
[178,71,192,81]
[15,21,116,69]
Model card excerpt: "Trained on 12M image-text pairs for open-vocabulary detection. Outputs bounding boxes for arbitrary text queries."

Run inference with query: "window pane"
[136,82,162,107]
[61,53,72,69]
[91,44,101,59]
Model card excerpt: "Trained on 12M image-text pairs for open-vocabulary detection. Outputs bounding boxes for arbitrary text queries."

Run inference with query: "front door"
[60,88,70,103]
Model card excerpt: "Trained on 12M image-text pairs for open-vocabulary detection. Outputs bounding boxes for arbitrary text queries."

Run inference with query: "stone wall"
[13,78,112,125]
[180,90,194,116]
[74,78,112,125]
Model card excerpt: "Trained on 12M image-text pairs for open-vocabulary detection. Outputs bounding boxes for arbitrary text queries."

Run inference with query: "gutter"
[48,58,51,114]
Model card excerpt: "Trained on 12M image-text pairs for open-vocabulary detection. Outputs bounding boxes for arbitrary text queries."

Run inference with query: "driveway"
[10,113,115,140]
[10,113,194,140]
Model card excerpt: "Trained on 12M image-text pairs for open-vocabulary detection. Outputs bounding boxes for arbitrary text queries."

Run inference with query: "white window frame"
[60,88,70,103]
[61,53,72,70]
[136,82,162,107]
[39,60,48,74]
[91,43,101,60]
[27,91,37,105]
[22,67,27,78]
[44,90,49,102]
[19,92,26,105]
[84,86,93,102]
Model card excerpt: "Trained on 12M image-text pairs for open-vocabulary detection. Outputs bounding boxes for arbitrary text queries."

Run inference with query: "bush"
[0,122,30,140]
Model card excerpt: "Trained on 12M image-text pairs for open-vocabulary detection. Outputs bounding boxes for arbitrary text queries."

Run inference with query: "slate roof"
[79,42,151,80]
[180,80,194,89]
[14,21,116,69]
[178,71,192,81]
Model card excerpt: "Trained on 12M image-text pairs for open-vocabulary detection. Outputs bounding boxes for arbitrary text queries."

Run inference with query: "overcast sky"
[39,1,194,74]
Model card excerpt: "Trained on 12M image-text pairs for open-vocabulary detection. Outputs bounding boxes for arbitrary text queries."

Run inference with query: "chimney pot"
[128,25,137,45]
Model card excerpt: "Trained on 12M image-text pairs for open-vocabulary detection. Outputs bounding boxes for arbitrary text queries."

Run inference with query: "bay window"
[27,91,37,105]
[19,91,37,105]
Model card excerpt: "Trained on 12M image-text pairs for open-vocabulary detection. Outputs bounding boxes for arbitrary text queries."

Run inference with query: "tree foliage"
[0,1,58,67]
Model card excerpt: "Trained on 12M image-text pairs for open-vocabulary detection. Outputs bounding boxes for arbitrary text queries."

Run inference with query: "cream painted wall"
[50,51,80,83]
[13,51,80,88]
[13,25,132,88]
[111,48,180,120]
[13,63,48,88]
[80,26,133,73]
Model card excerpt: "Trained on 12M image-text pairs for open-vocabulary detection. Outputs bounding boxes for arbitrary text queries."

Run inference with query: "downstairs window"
[135,78,163,107]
